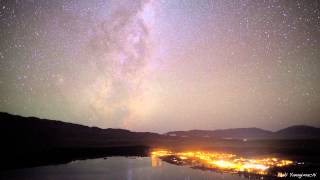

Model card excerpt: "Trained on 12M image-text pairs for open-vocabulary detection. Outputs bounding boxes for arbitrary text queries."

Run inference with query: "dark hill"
[0,112,162,169]
[0,112,161,148]
[166,126,320,140]
[166,128,272,139]
[275,125,320,139]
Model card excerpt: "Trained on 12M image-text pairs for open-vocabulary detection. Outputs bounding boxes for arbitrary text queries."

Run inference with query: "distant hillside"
[166,126,320,140]
[166,128,272,139]
[1,112,319,147]
[275,125,320,139]
[0,112,166,169]
[1,112,319,145]
[0,112,161,149]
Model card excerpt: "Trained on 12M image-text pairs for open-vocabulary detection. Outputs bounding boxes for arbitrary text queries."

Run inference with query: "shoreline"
[0,146,150,171]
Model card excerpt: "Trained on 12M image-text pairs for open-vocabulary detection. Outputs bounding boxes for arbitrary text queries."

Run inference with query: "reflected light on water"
[151,154,162,167]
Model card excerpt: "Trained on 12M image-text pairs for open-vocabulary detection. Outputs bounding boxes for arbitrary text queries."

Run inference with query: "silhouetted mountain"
[2,112,319,148]
[0,112,165,169]
[275,125,320,139]
[0,112,162,149]
[166,126,320,139]
[210,128,273,139]
[166,128,272,139]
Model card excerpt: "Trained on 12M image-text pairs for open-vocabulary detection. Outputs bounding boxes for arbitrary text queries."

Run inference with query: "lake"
[0,157,244,180]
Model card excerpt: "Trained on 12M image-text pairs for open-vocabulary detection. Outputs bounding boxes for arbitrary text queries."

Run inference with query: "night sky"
[0,0,319,132]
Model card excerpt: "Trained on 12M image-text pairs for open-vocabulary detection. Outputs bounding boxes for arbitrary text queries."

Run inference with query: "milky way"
[0,0,319,132]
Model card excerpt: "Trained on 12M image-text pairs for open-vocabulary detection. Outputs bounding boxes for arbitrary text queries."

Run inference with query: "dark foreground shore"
[1,146,150,170]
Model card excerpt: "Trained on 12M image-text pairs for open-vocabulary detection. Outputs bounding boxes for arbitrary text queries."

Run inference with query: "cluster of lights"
[151,150,293,176]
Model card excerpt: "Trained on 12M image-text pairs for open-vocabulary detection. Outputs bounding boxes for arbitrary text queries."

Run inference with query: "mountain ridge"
[1,112,319,141]
[165,125,320,139]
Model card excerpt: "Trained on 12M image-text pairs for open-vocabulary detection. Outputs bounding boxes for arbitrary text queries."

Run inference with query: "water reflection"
[1,157,242,180]
[151,154,162,167]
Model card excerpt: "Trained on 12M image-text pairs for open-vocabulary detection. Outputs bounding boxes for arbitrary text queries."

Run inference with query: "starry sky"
[0,0,319,133]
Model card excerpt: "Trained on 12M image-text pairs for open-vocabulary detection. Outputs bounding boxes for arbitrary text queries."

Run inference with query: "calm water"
[0,157,246,180]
